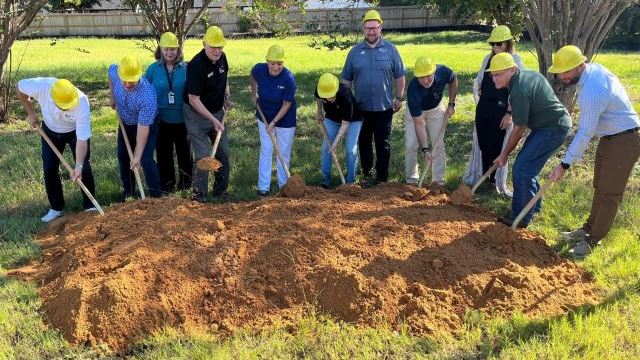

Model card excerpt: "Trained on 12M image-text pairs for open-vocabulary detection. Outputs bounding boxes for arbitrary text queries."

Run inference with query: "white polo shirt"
[18,77,91,141]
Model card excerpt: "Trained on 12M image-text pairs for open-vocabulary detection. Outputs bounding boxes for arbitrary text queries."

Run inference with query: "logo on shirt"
[360,50,366,55]
[378,48,388,53]
[207,72,214,78]
[219,67,226,74]
[277,85,285,90]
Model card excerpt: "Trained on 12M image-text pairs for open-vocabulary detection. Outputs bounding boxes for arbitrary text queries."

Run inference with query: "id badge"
[168,91,175,105]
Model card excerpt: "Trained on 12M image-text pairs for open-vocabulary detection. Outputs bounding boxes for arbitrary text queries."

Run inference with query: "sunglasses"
[489,42,505,47]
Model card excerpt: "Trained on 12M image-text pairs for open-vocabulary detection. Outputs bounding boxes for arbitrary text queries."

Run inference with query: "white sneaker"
[41,209,63,223]
[560,228,589,243]
[84,207,98,212]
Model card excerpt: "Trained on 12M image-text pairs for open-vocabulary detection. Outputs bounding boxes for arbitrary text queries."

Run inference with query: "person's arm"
[249,74,258,107]
[188,94,223,132]
[16,83,40,128]
[392,75,405,112]
[331,121,350,153]
[224,81,233,110]
[108,77,116,110]
[444,75,458,118]
[315,99,324,122]
[71,140,89,181]
[130,125,150,170]
[493,124,526,167]
[267,101,292,133]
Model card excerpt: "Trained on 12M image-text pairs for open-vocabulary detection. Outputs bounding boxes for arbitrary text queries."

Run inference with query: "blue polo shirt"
[407,65,456,117]
[341,38,405,112]
[109,64,157,126]
[144,60,187,124]
[251,63,297,128]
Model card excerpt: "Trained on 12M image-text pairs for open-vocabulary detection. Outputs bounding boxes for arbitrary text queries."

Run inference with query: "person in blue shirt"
[404,57,457,186]
[108,55,161,199]
[145,32,191,193]
[250,44,297,196]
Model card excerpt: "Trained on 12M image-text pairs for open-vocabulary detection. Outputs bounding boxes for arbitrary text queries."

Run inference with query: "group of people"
[17,10,639,257]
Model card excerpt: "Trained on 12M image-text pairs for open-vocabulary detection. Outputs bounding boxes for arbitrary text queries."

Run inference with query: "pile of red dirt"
[15,183,600,351]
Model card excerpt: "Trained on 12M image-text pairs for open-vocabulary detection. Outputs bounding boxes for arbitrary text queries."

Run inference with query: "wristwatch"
[75,164,83,170]
[421,147,430,154]
[448,102,455,107]
[395,96,405,102]
[560,162,570,170]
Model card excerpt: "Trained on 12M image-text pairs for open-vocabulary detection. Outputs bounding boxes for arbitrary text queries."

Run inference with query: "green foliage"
[605,4,640,50]
[46,0,103,12]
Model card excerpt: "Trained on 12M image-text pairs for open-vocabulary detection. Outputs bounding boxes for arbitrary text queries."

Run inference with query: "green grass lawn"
[1,32,639,359]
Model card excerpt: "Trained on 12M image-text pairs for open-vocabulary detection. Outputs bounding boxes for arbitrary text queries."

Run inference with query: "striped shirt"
[563,63,640,165]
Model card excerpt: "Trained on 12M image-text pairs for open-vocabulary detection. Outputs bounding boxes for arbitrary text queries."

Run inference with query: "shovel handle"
[319,121,346,185]
[471,163,499,195]
[418,115,449,188]
[36,126,105,216]
[210,111,227,159]
[511,180,554,230]
[256,104,291,179]
[118,118,146,199]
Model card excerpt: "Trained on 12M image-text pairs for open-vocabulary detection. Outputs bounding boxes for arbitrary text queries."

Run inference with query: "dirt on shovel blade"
[196,157,222,171]
[280,174,307,198]
[450,184,474,205]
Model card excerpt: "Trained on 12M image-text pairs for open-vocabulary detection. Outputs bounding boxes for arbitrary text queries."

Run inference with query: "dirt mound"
[19,183,600,351]
[280,174,307,198]
[336,183,363,197]
[451,184,474,205]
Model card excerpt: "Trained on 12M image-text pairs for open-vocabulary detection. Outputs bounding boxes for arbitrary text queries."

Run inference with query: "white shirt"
[563,63,640,165]
[18,77,92,140]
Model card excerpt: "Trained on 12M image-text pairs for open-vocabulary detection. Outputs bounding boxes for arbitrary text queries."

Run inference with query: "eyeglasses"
[489,42,504,47]
[364,25,381,32]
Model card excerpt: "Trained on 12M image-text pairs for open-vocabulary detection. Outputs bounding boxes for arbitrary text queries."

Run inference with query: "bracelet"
[75,164,83,170]
[395,96,405,102]
[505,110,512,114]
[448,102,455,107]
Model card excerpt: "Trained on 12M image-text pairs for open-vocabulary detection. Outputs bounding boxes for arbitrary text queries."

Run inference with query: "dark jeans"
[41,123,96,211]
[511,126,568,225]
[156,120,193,192]
[117,122,162,198]
[475,100,507,182]
[358,109,393,182]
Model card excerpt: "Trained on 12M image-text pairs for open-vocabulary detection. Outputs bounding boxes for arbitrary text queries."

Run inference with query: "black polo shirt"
[184,49,228,114]
[314,83,361,124]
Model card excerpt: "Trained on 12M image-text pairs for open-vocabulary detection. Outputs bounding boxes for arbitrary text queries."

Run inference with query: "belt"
[603,127,639,139]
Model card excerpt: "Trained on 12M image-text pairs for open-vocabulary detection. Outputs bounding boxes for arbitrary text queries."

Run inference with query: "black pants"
[475,100,507,182]
[358,109,393,182]
[41,124,96,211]
[156,121,193,192]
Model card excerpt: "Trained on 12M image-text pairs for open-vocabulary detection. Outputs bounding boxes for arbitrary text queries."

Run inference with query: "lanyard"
[163,63,174,93]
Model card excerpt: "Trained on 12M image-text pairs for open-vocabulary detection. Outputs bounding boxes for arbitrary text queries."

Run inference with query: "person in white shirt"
[16,78,96,222]
[548,45,640,257]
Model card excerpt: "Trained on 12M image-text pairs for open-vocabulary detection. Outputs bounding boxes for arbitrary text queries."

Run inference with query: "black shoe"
[497,217,528,229]
[320,183,329,189]
[257,190,269,197]
[193,193,207,203]
[360,177,378,189]
[211,191,230,202]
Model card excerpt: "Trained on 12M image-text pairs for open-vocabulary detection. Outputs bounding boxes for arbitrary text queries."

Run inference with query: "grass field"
[1,32,639,359]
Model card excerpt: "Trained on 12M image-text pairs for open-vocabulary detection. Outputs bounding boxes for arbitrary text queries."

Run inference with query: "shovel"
[117,116,145,199]
[417,115,449,188]
[471,163,499,195]
[196,111,227,171]
[511,180,554,230]
[35,126,105,216]
[256,104,291,179]
[318,121,346,185]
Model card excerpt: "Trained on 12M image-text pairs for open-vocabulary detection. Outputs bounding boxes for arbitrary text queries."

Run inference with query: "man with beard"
[548,45,640,257]
[341,9,405,187]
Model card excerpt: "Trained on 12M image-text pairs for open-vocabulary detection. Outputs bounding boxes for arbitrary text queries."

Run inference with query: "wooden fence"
[23,6,469,37]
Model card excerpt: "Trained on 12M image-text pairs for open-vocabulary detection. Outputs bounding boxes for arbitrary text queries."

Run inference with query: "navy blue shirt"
[251,63,297,128]
[407,65,456,117]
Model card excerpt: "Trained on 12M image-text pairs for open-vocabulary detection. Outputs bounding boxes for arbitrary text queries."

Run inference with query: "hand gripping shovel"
[117,116,145,199]
[511,180,554,230]
[417,116,449,188]
[196,111,227,172]
[256,104,291,179]
[318,121,346,185]
[35,126,104,216]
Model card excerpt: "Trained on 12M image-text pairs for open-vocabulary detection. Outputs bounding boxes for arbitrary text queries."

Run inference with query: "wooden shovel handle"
[511,180,554,230]
[256,104,291,179]
[117,117,146,199]
[210,111,227,159]
[36,126,104,216]
[471,163,499,195]
[319,121,346,185]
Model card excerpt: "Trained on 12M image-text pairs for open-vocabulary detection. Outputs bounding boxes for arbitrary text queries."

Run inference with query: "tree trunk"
[517,0,636,112]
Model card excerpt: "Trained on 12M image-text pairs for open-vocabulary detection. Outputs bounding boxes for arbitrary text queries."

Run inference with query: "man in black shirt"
[184,25,233,202]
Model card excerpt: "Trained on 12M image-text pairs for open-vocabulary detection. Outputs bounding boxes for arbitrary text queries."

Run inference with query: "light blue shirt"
[563,63,640,165]
[109,64,157,126]
[144,60,187,124]
[341,38,405,112]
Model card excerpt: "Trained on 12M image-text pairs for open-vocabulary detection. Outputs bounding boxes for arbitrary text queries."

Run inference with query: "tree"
[122,0,214,47]
[230,0,307,37]
[517,0,639,109]
[0,0,49,122]
[47,0,102,12]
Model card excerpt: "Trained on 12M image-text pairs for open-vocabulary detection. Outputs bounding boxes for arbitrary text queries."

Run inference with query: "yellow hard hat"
[266,44,285,62]
[50,79,79,110]
[487,25,512,43]
[548,45,587,73]
[485,52,516,72]
[204,26,226,47]
[414,57,437,77]
[363,9,383,24]
[159,31,179,48]
[118,55,142,82]
[317,73,339,99]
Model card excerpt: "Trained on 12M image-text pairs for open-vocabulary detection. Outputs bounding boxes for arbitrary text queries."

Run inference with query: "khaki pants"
[404,104,446,184]
[585,130,640,241]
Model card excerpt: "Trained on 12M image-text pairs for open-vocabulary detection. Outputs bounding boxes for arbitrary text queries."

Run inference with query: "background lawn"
[0,32,639,359]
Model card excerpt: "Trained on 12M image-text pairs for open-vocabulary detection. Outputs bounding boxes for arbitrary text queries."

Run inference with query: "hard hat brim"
[487,35,512,43]
[52,94,79,110]
[204,39,226,48]
[548,56,586,74]
[414,68,436,77]
[317,87,338,99]
[485,64,516,73]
